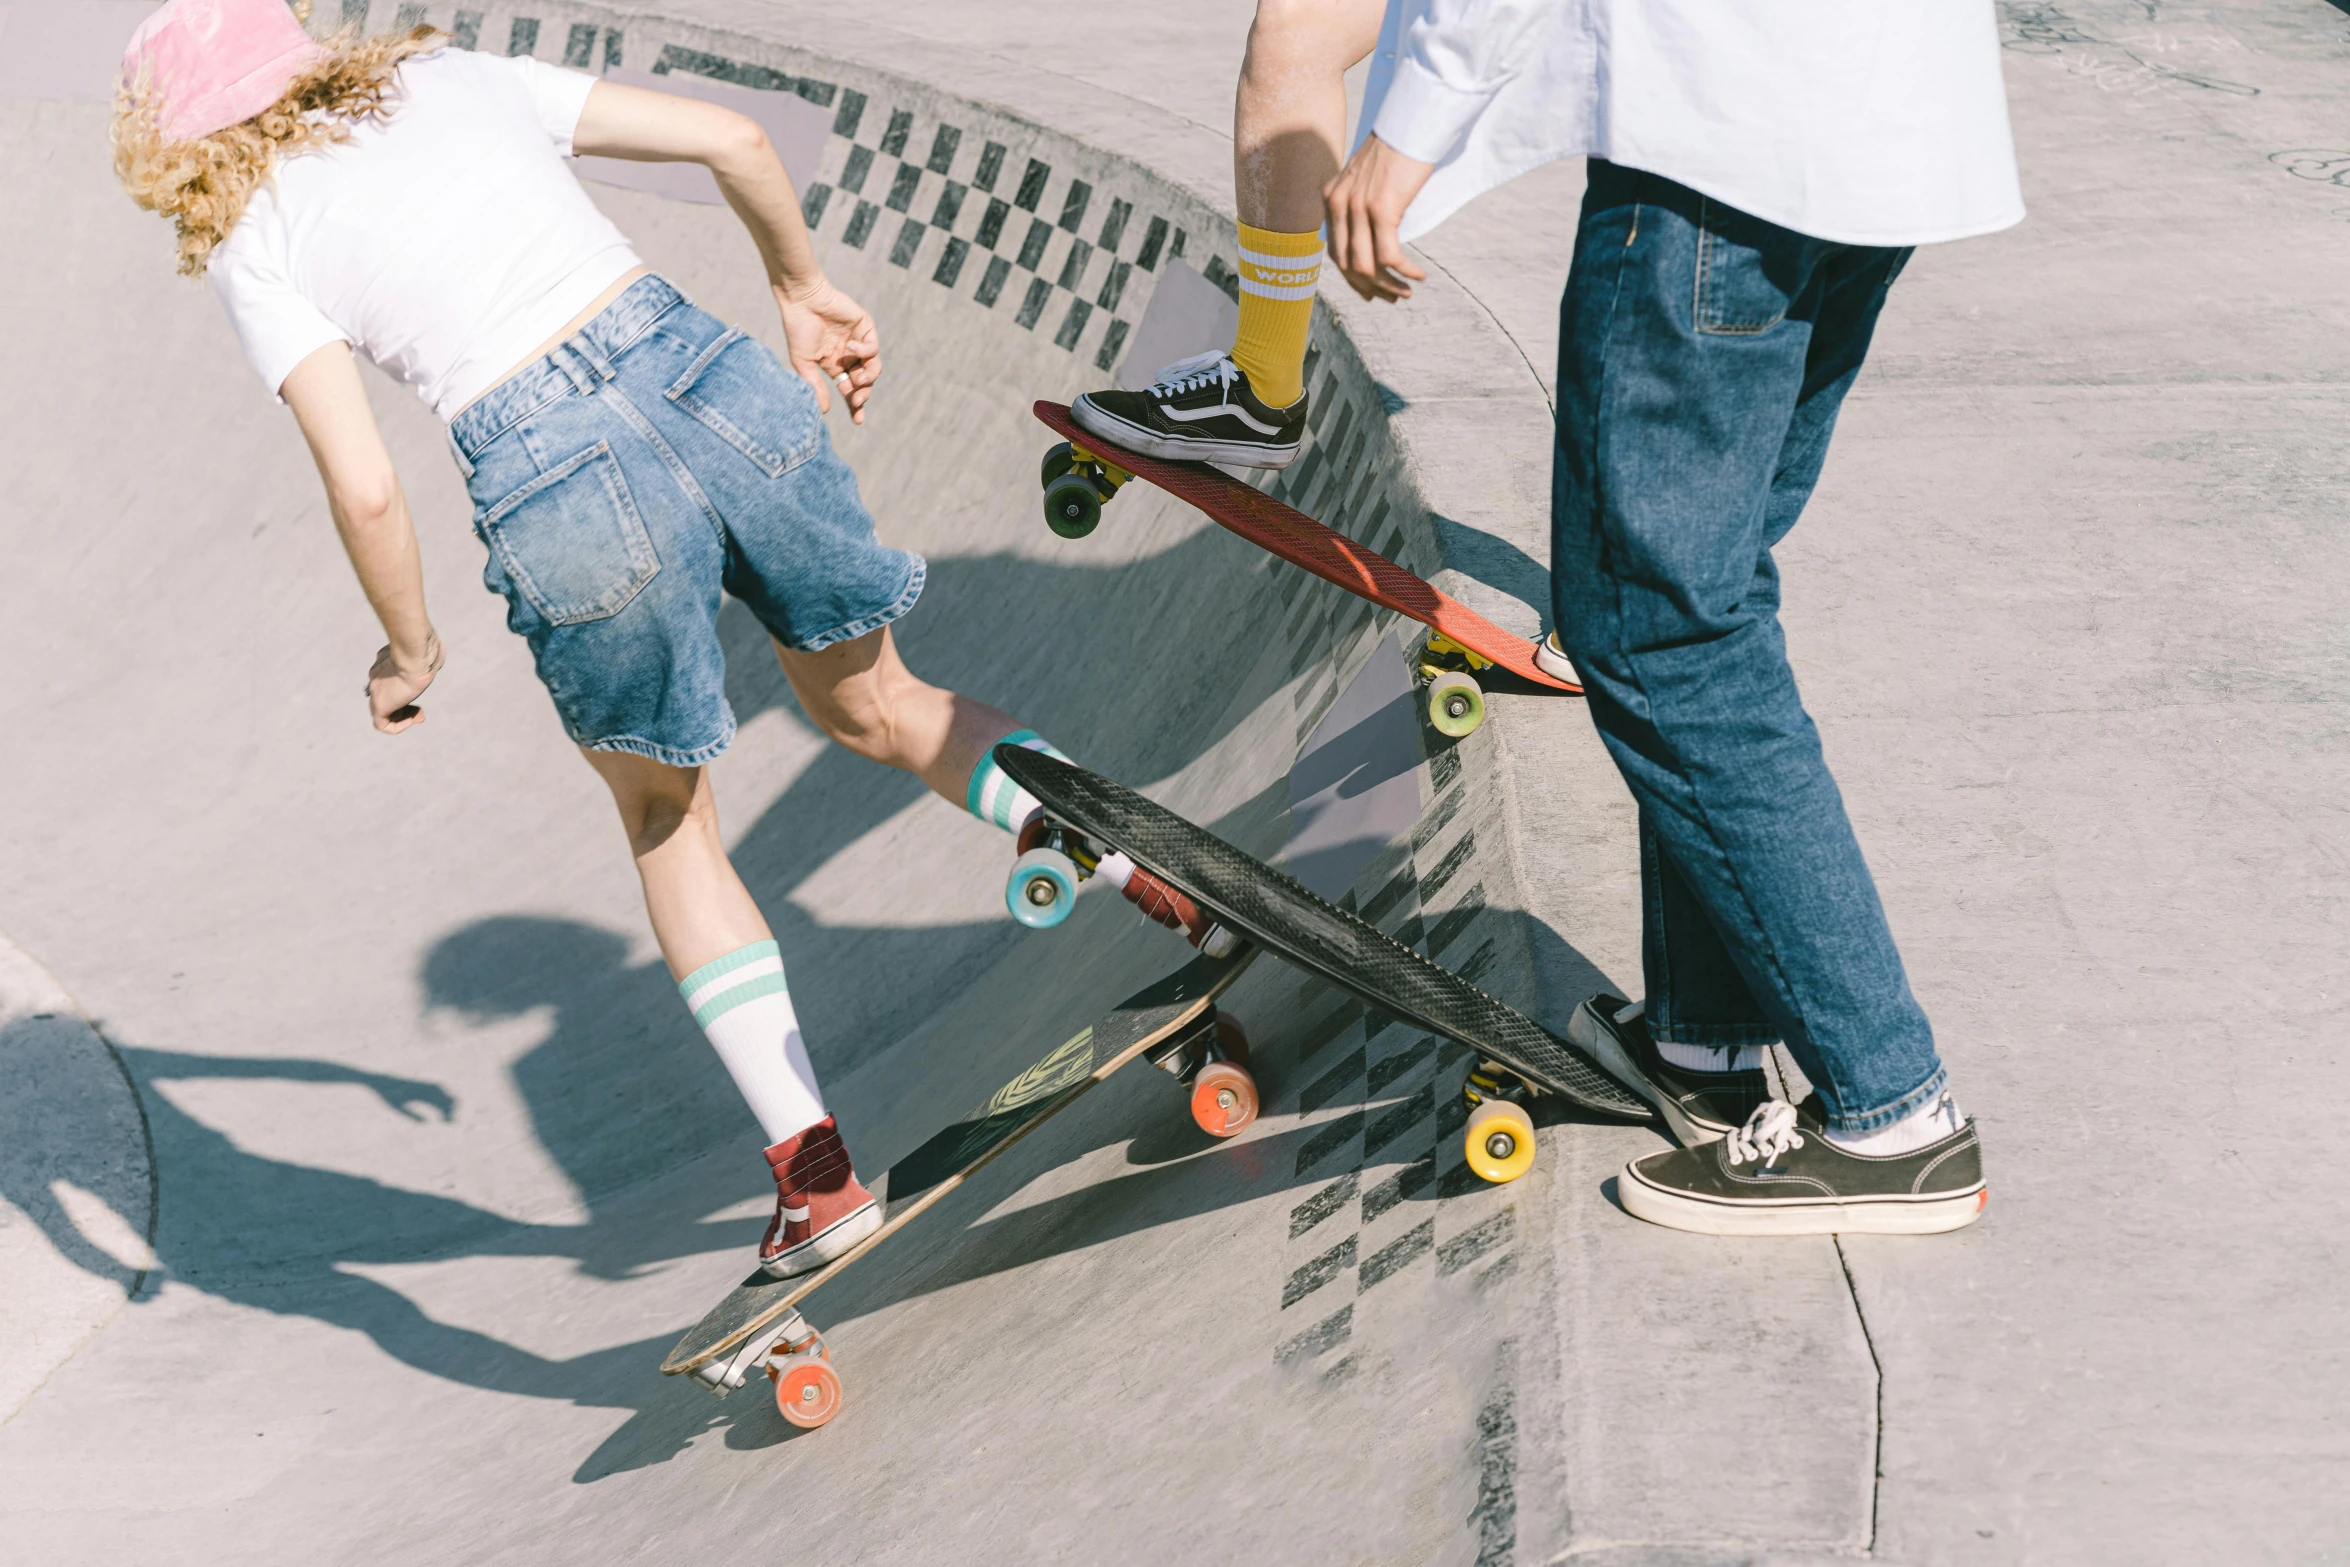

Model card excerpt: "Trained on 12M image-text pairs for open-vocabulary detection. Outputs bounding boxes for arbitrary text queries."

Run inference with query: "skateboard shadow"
[1423,512,1556,640]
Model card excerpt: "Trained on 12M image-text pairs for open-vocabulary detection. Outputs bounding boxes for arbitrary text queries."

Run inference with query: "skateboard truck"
[691,1305,844,1428]
[1040,441,1132,539]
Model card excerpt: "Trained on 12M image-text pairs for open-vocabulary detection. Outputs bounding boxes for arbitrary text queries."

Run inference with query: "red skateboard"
[1034,400,1580,739]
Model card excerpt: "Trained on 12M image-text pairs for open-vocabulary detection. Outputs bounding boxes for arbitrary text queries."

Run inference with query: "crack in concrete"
[1833,1235,1884,1557]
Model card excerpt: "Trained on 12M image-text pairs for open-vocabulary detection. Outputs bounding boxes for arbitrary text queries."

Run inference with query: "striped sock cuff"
[679,940,788,1028]
[1236,223,1324,303]
[966,729,1068,832]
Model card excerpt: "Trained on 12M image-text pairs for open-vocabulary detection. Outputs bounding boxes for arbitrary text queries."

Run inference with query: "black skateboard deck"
[661,946,1257,1385]
[999,746,1649,1120]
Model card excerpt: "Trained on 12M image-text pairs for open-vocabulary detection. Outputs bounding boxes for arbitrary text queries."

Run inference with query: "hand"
[1323,134,1435,303]
[363,1072,456,1122]
[775,277,881,424]
[367,632,441,734]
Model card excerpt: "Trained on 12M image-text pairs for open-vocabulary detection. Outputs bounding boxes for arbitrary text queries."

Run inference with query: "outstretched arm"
[282,344,442,734]
[572,82,881,423]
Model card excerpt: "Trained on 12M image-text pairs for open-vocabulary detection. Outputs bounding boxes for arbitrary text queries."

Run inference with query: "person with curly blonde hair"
[113,0,1235,1281]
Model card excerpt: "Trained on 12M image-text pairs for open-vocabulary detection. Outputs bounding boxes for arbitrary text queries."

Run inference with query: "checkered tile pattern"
[1268,774,1519,1378]
[775,72,1196,374]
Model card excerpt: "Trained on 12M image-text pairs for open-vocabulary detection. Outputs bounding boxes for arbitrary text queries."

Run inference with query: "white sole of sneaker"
[759,1199,883,1278]
[1532,631,1578,683]
[1070,400,1301,470]
[1618,1164,1988,1236]
[1564,1001,1721,1148]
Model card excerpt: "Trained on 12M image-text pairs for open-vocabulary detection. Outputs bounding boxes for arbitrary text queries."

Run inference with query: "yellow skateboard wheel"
[1464,1099,1536,1184]
[1426,671,1485,739]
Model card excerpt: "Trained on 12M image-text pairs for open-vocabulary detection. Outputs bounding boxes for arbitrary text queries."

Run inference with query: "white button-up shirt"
[1363,0,2024,248]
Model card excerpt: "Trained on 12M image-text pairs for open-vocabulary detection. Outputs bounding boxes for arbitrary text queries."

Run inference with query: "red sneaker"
[759,1116,881,1278]
[1016,817,1240,957]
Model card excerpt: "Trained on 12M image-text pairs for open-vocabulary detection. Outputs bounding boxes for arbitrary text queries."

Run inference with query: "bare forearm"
[331,486,434,665]
[708,134,823,296]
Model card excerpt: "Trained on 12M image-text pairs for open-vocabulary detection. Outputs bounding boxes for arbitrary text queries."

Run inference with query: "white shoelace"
[1724,1099,1805,1166]
[1148,350,1239,403]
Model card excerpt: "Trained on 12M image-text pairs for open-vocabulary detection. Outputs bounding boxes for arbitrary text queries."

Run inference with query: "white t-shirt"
[1363,0,2024,248]
[210,49,641,420]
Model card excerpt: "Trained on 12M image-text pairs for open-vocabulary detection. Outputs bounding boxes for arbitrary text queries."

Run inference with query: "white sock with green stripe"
[678,940,825,1145]
[966,728,1069,834]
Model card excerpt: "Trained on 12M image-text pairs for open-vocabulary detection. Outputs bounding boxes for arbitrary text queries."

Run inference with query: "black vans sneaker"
[1619,1097,1987,1236]
[1071,352,1306,468]
[1565,994,1768,1147]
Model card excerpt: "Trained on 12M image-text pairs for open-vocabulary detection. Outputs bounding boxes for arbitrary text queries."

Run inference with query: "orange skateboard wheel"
[1191,1059,1258,1137]
[771,1346,843,1429]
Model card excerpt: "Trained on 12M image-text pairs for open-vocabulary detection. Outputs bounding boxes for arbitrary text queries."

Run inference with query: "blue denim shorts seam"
[573,717,737,770]
[600,386,728,546]
[1823,1061,1949,1137]
[598,289,684,363]
[776,555,927,653]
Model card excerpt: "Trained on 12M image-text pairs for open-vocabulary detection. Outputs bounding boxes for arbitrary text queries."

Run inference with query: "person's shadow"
[11,506,1591,1481]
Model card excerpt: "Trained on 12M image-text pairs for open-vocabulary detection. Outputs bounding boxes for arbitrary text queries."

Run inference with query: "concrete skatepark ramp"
[4,2,2349,1562]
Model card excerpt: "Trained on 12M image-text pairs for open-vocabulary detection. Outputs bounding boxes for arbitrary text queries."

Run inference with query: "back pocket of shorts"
[665,328,822,478]
[479,442,660,625]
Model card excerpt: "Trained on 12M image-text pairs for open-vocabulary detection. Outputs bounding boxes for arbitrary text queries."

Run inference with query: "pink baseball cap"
[121,0,328,143]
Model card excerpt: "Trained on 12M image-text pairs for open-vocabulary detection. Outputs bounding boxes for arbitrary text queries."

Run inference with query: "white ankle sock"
[1655,1038,1768,1074]
[1825,1092,1965,1156]
[679,940,825,1145]
[966,728,1069,833]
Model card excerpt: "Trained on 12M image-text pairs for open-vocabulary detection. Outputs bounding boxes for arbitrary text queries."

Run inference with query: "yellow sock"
[1230,223,1322,408]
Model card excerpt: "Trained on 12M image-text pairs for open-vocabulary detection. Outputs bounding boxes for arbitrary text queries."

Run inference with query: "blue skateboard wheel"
[1007,846,1079,929]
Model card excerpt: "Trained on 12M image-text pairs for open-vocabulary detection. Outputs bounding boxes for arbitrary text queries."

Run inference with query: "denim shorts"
[447,275,924,766]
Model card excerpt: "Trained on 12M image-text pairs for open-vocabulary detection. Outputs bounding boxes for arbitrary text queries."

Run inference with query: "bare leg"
[584,626,1018,980]
[1234,0,1386,231]
[580,749,771,980]
[772,625,1019,805]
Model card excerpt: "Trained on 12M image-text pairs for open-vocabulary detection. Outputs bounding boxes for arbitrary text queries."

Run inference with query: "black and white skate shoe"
[1565,993,1768,1147]
[1071,352,1306,468]
[1619,1096,1987,1237]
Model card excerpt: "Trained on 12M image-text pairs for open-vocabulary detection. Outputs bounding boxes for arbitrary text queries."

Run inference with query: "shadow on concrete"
[2,511,1624,1488]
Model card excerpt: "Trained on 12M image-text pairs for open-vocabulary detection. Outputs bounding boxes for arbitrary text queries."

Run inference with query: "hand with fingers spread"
[1323,133,1435,303]
[776,277,881,424]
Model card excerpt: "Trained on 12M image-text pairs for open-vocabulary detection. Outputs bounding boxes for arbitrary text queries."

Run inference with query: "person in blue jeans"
[112,0,1227,1282]
[1327,1,2024,1233]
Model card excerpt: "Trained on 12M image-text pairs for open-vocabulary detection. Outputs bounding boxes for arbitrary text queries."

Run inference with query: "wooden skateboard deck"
[661,947,1257,1387]
[1033,399,1579,695]
[1001,746,1649,1120]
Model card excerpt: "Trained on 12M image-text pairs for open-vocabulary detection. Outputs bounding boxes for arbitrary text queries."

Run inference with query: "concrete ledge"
[0,932,154,1424]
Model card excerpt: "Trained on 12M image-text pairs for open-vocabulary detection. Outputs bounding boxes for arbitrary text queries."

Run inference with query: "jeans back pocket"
[665,328,822,479]
[478,442,661,625]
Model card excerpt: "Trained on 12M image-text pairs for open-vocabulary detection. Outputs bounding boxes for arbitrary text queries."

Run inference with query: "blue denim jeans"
[448,276,924,766]
[1550,161,1944,1134]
